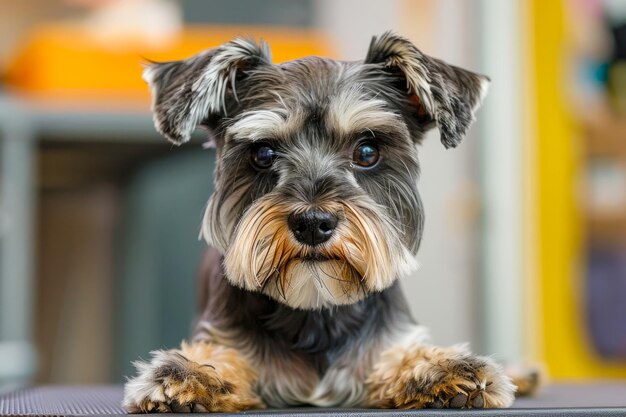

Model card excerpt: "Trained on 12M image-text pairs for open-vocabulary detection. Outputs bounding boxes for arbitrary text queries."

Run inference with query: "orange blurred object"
[4,24,334,103]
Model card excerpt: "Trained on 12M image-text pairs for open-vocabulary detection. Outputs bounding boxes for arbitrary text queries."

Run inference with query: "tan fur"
[123,341,263,413]
[223,194,417,309]
[366,343,516,409]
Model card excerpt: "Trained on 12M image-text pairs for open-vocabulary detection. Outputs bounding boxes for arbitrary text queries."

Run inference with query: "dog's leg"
[123,341,263,413]
[366,343,516,409]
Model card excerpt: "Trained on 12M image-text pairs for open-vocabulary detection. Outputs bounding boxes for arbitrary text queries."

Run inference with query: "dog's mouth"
[296,253,342,262]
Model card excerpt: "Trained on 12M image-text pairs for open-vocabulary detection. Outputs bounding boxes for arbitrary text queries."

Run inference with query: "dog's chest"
[249,308,372,407]
[256,352,368,407]
[197,279,418,407]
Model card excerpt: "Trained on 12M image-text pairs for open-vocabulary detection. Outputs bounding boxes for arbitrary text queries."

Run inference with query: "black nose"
[288,211,338,246]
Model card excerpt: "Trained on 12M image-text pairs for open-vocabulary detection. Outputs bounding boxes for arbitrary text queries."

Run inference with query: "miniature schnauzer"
[123,32,520,412]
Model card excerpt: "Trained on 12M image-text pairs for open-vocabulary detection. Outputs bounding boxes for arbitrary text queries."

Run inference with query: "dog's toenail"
[156,403,172,413]
[192,403,208,413]
[431,399,444,408]
[450,393,468,408]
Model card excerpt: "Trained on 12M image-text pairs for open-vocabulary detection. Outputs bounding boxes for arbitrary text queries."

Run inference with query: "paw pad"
[427,388,486,409]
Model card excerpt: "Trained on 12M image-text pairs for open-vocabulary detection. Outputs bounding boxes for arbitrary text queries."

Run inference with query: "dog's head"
[144,32,488,309]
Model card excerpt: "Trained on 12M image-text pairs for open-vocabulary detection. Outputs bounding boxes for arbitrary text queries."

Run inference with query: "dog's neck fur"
[193,247,417,376]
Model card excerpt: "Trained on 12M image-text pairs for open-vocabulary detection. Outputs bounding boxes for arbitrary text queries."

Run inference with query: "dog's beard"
[215,193,418,309]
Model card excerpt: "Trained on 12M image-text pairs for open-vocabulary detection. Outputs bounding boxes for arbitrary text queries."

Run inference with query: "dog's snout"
[288,211,338,246]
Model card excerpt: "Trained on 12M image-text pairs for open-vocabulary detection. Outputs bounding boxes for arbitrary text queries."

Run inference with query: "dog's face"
[144,32,488,309]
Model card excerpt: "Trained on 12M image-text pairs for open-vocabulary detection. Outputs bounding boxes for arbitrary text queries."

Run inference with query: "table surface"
[1,383,626,416]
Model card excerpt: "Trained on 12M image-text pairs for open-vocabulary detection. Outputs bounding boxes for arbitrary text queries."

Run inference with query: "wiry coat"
[123,32,518,412]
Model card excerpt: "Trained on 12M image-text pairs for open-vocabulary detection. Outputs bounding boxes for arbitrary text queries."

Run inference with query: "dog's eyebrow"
[226,108,297,142]
[327,87,401,137]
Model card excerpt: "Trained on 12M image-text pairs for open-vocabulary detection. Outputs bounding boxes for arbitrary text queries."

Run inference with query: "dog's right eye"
[250,143,276,170]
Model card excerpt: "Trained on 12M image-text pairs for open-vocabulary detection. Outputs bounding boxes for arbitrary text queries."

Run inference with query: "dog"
[122,32,520,412]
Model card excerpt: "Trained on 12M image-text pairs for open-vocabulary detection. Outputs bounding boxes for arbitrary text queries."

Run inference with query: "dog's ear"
[143,38,272,145]
[365,32,489,149]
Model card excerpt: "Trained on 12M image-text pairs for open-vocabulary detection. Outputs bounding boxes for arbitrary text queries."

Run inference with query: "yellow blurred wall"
[530,0,626,379]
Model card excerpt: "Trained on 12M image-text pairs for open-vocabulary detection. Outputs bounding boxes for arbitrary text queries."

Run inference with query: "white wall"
[478,0,524,362]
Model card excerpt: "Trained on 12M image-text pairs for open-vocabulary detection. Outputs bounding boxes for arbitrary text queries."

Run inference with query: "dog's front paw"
[123,348,262,413]
[367,344,516,409]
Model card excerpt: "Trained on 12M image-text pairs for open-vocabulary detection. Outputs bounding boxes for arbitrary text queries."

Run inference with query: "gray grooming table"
[1,383,626,416]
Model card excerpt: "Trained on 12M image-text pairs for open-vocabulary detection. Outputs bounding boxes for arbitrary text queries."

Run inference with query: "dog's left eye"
[353,141,380,168]
[250,143,276,170]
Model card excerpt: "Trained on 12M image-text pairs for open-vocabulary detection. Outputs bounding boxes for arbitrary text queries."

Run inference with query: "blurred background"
[0,0,625,391]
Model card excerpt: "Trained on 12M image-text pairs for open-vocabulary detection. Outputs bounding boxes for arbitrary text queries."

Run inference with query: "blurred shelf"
[587,213,626,242]
[582,107,626,243]
[4,24,333,101]
[583,109,626,157]
[0,92,158,143]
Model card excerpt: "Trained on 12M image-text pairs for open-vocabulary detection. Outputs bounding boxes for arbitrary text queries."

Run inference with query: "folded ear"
[143,38,272,145]
[365,31,489,148]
